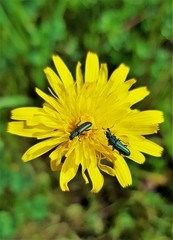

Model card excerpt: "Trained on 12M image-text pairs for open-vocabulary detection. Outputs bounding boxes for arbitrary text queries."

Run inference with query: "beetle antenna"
[102,124,114,131]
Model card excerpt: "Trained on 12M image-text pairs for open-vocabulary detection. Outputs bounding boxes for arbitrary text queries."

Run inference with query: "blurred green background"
[0,0,172,239]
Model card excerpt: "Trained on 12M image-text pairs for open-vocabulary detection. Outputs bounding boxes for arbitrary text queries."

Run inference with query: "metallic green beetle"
[69,122,92,140]
[105,128,130,156]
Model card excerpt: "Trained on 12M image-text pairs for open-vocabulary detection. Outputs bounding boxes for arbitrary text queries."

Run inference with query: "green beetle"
[105,128,130,156]
[69,122,92,140]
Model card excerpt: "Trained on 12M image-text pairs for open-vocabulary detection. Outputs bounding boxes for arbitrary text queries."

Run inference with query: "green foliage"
[0,0,172,239]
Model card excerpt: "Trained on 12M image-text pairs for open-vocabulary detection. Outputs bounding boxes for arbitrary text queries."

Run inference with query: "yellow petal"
[134,138,164,157]
[97,63,108,87]
[127,149,146,164]
[128,110,164,124]
[87,164,104,193]
[114,155,132,187]
[44,67,64,97]
[114,79,136,104]
[10,107,41,120]
[49,143,67,161]
[124,78,137,90]
[98,160,116,176]
[79,141,91,184]
[60,150,79,191]
[7,121,34,137]
[128,86,150,105]
[81,140,104,192]
[96,64,130,102]
[76,61,83,93]
[35,130,67,140]
[32,114,62,129]
[43,102,71,123]
[52,55,75,89]
[85,52,99,83]
[7,121,61,139]
[42,104,61,120]
[81,169,89,184]
[121,110,164,135]
[66,139,78,158]
[22,138,60,161]
[74,141,83,165]
[35,88,63,113]
[109,63,130,86]
[50,159,62,171]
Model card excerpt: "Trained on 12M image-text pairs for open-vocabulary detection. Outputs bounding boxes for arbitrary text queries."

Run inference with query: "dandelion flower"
[8,52,164,192]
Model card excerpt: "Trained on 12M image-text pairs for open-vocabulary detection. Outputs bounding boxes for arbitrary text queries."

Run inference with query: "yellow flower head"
[8,52,164,192]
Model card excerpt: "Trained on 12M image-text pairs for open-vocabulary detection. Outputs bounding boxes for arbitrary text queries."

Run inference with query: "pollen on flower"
[7,52,164,193]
